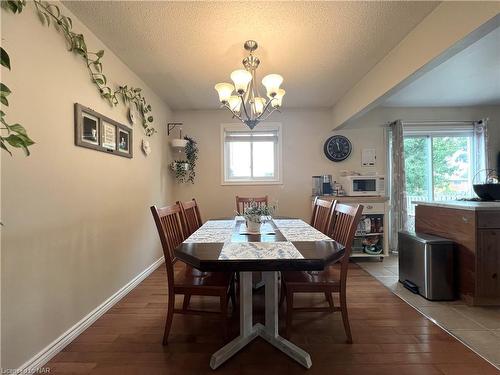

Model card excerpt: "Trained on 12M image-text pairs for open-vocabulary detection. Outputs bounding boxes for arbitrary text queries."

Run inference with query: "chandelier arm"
[256,97,276,119]
[266,98,278,113]
[222,103,244,122]
[240,95,251,121]
[258,107,279,122]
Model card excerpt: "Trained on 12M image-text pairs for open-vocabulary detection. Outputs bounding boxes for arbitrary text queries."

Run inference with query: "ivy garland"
[169,136,198,184]
[0,0,157,157]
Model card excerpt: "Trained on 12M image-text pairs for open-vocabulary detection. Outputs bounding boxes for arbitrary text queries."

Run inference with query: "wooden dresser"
[415,201,500,306]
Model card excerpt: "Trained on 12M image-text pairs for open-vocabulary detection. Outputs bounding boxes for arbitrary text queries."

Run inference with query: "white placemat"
[218,242,304,260]
[279,227,332,242]
[273,219,310,228]
[201,220,236,229]
[239,222,275,235]
[184,228,233,243]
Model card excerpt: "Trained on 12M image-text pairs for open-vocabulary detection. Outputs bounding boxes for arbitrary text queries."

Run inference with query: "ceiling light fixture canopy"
[214,40,285,130]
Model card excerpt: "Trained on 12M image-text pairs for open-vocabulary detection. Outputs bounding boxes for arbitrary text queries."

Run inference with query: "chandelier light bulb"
[214,83,234,103]
[230,69,252,95]
[228,95,242,113]
[252,97,266,115]
[262,74,283,97]
[272,89,286,108]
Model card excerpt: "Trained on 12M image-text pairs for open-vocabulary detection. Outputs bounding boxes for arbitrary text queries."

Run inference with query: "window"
[221,123,282,184]
[403,125,476,230]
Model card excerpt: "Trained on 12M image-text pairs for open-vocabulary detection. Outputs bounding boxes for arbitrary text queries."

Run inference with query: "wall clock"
[324,135,352,162]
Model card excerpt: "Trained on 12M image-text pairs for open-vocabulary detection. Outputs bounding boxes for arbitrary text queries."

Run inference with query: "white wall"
[1,2,172,369]
[331,2,500,128]
[170,109,386,221]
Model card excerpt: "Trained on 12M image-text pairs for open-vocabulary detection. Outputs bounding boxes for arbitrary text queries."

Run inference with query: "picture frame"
[74,103,133,158]
[81,112,99,146]
[102,120,117,150]
[118,128,130,153]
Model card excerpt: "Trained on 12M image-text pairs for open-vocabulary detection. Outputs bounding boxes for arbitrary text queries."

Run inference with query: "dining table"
[174,216,345,370]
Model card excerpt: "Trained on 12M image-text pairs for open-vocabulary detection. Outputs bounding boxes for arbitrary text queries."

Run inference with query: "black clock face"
[324,135,352,162]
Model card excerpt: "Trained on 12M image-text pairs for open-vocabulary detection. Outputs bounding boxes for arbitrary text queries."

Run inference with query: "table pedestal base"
[210,271,312,370]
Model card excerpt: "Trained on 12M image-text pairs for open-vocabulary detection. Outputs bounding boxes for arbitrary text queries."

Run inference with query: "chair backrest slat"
[310,197,336,235]
[179,198,203,237]
[330,203,364,271]
[151,204,186,284]
[235,195,268,215]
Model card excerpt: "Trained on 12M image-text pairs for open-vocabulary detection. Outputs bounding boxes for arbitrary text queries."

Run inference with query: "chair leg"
[285,290,293,339]
[163,292,175,345]
[339,288,353,344]
[325,292,334,312]
[182,294,191,311]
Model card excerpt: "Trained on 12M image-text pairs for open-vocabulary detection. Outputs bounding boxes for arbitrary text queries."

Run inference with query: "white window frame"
[220,123,283,185]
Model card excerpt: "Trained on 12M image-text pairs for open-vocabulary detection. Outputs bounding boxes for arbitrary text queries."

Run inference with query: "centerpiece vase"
[246,220,261,233]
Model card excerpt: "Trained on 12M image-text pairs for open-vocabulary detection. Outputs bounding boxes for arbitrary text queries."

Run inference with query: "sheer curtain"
[473,118,489,182]
[389,120,407,251]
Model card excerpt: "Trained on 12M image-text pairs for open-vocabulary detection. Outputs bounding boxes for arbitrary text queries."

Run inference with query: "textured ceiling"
[384,26,500,107]
[63,1,439,110]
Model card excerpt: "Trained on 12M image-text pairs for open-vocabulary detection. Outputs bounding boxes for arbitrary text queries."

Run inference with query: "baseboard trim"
[16,256,165,373]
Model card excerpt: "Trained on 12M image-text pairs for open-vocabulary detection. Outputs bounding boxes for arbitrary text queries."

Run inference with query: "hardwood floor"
[46,264,499,374]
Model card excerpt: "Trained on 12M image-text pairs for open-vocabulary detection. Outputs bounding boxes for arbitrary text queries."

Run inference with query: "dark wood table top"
[174,219,345,272]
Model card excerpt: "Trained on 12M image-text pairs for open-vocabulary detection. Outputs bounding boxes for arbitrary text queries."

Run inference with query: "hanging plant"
[1,0,156,150]
[0,45,35,156]
[169,136,198,183]
[1,1,34,155]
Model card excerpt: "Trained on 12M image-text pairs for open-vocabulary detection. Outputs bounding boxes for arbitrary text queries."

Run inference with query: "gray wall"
[1,2,173,368]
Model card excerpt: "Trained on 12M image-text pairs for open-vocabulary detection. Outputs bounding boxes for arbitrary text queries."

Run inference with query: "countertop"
[315,196,389,203]
[413,200,500,211]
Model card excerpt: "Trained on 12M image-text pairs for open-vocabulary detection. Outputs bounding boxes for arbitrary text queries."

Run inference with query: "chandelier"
[214,40,285,130]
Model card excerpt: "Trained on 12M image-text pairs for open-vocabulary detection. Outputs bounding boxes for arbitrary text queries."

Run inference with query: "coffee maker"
[322,175,333,195]
[312,175,333,195]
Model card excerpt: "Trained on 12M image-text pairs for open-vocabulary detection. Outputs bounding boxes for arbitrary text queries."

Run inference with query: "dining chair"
[281,203,364,343]
[178,198,203,237]
[150,204,234,344]
[235,195,268,215]
[310,197,336,235]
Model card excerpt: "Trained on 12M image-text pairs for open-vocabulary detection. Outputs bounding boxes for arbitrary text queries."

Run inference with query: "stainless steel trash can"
[398,231,455,301]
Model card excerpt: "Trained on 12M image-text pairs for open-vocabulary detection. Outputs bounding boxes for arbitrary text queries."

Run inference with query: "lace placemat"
[279,227,332,242]
[201,220,236,229]
[184,228,233,243]
[218,242,304,260]
[273,219,309,228]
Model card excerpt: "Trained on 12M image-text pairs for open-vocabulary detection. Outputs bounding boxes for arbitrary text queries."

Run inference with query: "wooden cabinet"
[477,229,500,305]
[415,204,500,306]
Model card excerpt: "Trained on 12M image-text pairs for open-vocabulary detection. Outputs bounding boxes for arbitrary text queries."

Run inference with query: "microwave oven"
[339,175,385,196]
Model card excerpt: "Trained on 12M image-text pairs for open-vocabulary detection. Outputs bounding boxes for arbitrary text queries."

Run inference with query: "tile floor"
[355,255,500,371]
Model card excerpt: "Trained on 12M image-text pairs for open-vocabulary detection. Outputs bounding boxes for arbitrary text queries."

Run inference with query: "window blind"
[403,123,474,137]
[224,130,279,143]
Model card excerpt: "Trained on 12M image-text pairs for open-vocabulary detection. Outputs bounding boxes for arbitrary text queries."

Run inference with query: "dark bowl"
[473,184,500,201]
